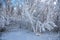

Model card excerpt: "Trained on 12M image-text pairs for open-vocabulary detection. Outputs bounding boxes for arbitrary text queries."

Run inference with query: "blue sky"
[1,0,24,6]
[11,0,24,6]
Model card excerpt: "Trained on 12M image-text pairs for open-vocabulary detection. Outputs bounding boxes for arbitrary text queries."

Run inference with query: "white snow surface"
[1,29,59,40]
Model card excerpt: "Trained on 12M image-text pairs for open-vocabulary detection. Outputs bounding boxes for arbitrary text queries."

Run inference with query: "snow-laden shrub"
[42,21,57,31]
[0,15,6,30]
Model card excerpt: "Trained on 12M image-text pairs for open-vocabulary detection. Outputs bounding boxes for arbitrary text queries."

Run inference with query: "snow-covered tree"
[0,0,59,34]
[19,0,58,35]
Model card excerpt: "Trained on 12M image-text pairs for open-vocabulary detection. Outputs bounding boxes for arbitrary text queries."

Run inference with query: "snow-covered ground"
[0,29,60,40]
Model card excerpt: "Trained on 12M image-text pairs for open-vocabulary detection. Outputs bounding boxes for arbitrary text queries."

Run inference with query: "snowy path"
[0,29,60,40]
